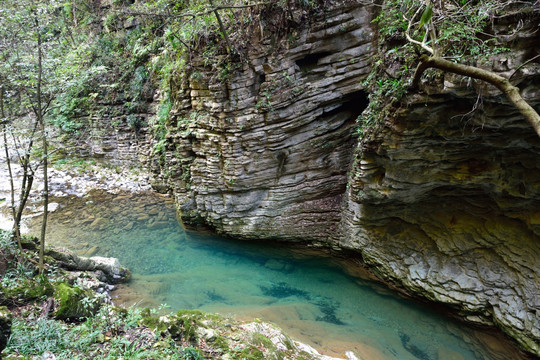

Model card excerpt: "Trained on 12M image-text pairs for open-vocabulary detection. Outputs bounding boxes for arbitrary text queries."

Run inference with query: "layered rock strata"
[159,2,377,242]
[59,102,156,166]
[157,1,540,356]
[339,24,540,355]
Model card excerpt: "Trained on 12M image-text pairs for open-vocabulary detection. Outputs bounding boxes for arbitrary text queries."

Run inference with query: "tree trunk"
[412,54,540,137]
[208,0,232,55]
[1,87,22,251]
[11,117,40,247]
[35,15,48,274]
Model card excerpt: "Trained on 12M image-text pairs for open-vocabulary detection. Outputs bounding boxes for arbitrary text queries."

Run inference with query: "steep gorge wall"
[339,16,540,355]
[156,1,540,356]
[157,1,377,242]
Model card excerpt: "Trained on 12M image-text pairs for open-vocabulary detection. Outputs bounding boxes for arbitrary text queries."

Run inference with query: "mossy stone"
[53,282,98,320]
[3,275,53,304]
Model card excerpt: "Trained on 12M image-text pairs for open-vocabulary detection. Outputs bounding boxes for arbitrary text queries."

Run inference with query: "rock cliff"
[157,1,376,243]
[339,11,540,355]
[155,0,540,356]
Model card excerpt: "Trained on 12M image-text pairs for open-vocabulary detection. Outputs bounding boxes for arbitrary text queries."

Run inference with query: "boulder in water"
[90,256,131,284]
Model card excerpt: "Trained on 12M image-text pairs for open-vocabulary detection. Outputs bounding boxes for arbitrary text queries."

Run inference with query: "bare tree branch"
[509,53,540,80]
[403,6,434,55]
[412,54,540,137]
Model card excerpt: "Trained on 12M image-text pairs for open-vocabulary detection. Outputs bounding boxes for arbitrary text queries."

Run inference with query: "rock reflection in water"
[26,190,530,360]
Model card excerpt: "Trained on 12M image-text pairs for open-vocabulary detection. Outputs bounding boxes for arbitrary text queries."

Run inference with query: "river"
[1,189,525,360]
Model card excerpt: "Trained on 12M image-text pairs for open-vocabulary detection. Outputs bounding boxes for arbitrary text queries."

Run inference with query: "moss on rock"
[53,282,99,320]
[1,275,54,305]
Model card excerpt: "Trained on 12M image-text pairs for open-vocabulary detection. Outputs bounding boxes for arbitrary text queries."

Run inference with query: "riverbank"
[1,140,535,360]
[0,138,153,231]
[1,231,355,360]
[0,146,358,359]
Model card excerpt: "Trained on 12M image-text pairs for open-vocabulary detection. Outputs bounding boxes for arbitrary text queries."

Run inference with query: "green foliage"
[358,0,522,138]
[357,56,411,138]
[0,231,54,304]
[151,95,172,161]
[418,5,433,30]
[0,0,63,120]
[53,157,97,172]
[7,318,69,356]
[377,0,512,62]
[183,346,204,360]
[6,303,197,359]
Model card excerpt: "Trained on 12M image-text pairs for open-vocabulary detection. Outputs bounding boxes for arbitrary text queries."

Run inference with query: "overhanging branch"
[412,54,540,137]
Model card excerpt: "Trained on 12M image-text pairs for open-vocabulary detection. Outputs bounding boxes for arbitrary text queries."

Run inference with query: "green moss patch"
[54,282,100,320]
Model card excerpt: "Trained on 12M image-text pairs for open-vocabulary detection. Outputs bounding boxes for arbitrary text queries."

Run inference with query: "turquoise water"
[29,191,526,360]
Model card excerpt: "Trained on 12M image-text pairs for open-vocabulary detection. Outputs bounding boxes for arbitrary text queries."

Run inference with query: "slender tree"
[32,3,49,274]
[0,17,42,253]
[0,0,64,271]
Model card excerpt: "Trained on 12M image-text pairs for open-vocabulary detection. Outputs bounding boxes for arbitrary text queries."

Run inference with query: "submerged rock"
[89,256,131,284]
[89,217,108,230]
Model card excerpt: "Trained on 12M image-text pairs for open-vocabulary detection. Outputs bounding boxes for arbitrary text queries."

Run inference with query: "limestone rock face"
[339,26,540,354]
[59,107,155,167]
[159,2,377,242]
[157,1,540,356]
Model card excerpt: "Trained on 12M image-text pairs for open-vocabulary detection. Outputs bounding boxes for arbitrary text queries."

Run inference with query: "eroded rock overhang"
[340,56,540,355]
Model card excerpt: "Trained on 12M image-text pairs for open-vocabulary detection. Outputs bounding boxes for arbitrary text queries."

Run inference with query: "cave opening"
[325,90,369,122]
[251,72,266,96]
[295,52,332,72]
